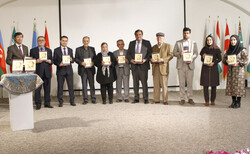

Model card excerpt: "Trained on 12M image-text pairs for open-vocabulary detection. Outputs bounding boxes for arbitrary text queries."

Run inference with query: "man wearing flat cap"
[151,32,173,105]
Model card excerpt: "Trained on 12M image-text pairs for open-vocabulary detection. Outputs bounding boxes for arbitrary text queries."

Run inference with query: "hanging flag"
[11,26,16,45]
[206,16,212,37]
[247,34,250,75]
[223,21,230,80]
[32,19,38,48]
[216,18,223,76]
[238,19,243,46]
[44,22,52,73]
[0,30,7,79]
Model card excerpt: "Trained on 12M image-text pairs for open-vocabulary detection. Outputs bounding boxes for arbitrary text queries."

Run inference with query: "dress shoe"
[132,100,139,103]
[204,102,209,106]
[92,100,97,104]
[36,105,41,110]
[103,102,106,104]
[152,101,160,104]
[82,101,88,105]
[58,103,63,107]
[234,101,241,109]
[117,99,122,103]
[70,103,76,106]
[211,102,215,105]
[44,105,54,108]
[188,99,195,105]
[163,101,168,105]
[144,100,149,104]
[179,100,185,105]
[109,101,113,104]
[124,99,129,103]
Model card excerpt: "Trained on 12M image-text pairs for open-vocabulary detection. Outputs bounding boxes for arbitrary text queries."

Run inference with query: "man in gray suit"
[173,27,198,105]
[113,39,130,103]
[6,32,29,67]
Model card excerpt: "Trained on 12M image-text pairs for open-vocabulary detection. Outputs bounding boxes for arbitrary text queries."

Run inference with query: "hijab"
[200,35,219,56]
[227,35,245,55]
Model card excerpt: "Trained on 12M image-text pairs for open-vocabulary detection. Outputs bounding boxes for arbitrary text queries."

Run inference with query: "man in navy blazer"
[30,36,53,110]
[126,29,152,104]
[53,36,75,107]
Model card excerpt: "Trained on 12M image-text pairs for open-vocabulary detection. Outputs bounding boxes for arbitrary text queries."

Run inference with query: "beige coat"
[152,43,173,76]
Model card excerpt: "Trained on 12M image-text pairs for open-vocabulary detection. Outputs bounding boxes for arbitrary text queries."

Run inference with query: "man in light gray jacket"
[113,39,130,102]
[173,27,198,105]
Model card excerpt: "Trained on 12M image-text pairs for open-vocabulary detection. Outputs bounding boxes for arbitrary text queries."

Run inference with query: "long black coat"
[94,52,117,84]
[200,47,222,87]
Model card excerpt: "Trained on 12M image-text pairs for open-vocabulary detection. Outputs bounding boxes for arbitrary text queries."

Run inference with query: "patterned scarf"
[101,51,110,77]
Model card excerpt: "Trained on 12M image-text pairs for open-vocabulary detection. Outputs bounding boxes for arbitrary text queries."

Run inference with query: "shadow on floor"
[32,117,105,133]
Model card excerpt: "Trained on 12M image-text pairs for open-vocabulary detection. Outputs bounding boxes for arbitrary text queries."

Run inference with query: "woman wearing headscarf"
[94,42,117,104]
[200,35,222,106]
[222,35,248,108]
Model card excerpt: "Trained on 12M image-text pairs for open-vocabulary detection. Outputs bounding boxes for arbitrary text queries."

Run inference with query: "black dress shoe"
[70,103,76,106]
[82,101,88,105]
[132,100,139,103]
[144,100,149,104]
[58,103,63,107]
[36,106,41,110]
[117,99,122,103]
[229,100,236,108]
[92,100,97,104]
[125,99,129,102]
[103,102,106,104]
[109,101,113,104]
[44,105,54,108]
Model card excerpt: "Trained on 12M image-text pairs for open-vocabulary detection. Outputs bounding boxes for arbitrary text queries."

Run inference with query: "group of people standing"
[5,27,248,110]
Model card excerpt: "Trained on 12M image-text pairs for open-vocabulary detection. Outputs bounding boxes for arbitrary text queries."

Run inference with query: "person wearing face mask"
[151,32,173,105]
[94,42,117,104]
[200,35,222,106]
[222,35,248,109]
[173,27,198,105]
[6,32,29,69]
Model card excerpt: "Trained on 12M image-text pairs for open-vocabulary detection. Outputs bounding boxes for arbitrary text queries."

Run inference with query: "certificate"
[12,59,24,72]
[118,56,126,64]
[39,51,47,61]
[204,55,213,65]
[152,53,160,63]
[228,55,236,65]
[103,56,111,66]
[24,59,36,72]
[183,52,192,62]
[62,55,70,65]
[135,53,142,63]
[84,58,92,68]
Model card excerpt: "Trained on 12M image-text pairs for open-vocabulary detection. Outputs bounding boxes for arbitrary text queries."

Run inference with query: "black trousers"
[203,86,216,102]
[35,75,51,107]
[81,69,96,102]
[232,96,241,102]
[132,67,148,101]
[57,73,75,104]
[100,83,113,102]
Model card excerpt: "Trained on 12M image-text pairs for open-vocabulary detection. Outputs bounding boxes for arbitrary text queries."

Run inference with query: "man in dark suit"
[75,36,96,104]
[30,36,53,110]
[53,36,75,107]
[6,32,29,67]
[126,29,152,104]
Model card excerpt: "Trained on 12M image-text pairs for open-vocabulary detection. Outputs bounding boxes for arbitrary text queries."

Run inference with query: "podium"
[0,73,43,131]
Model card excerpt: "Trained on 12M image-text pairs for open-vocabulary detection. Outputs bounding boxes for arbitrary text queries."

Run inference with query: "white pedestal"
[9,92,34,131]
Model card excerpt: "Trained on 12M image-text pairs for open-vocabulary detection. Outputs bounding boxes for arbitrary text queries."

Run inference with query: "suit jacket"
[152,43,173,76]
[6,44,29,65]
[126,39,152,71]
[75,46,96,76]
[30,47,53,78]
[173,39,198,70]
[113,49,130,76]
[53,46,74,76]
[94,52,117,84]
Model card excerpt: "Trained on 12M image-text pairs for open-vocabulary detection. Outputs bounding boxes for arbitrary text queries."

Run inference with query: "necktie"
[136,42,140,53]
[63,47,66,55]
[18,45,23,57]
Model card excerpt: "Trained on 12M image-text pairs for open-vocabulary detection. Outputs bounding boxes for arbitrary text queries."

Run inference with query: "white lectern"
[9,92,34,131]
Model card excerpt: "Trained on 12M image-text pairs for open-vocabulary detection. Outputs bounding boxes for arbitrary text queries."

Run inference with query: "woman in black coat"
[94,42,117,104]
[200,35,222,106]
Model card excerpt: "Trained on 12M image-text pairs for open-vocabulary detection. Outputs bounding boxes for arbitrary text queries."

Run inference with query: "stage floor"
[0,89,249,154]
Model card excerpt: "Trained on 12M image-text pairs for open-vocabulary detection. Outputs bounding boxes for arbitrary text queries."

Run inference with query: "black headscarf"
[227,35,245,55]
[200,35,219,56]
